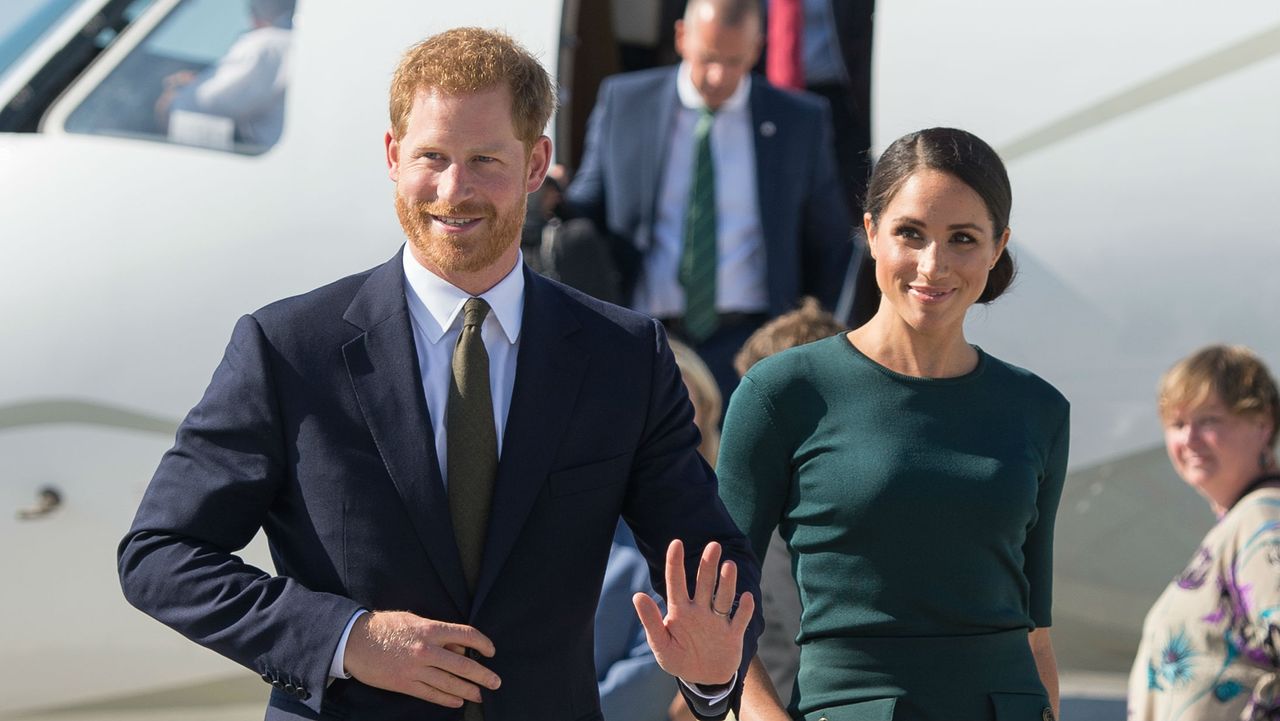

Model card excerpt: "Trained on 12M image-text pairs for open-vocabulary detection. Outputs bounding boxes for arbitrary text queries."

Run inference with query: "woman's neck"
[1219,469,1280,517]
[848,312,978,378]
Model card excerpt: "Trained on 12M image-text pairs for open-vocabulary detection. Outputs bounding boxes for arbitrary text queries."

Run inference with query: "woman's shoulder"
[980,350,1070,412]
[1214,486,1280,572]
[1227,485,1280,529]
[741,334,858,394]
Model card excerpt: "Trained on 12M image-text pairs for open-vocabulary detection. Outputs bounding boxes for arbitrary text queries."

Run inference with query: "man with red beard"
[119,27,761,721]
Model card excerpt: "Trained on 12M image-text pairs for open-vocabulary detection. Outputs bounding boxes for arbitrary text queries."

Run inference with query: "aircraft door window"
[63,0,295,154]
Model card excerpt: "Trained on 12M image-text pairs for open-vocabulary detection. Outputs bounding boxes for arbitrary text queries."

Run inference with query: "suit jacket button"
[300,689,311,700]
[260,673,271,682]
[272,680,284,689]
[1042,708,1055,721]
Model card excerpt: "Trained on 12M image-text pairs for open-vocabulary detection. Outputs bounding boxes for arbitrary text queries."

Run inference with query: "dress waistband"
[794,628,1045,719]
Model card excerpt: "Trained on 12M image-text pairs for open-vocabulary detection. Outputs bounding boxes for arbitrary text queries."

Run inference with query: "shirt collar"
[402,247,525,345]
[676,61,751,113]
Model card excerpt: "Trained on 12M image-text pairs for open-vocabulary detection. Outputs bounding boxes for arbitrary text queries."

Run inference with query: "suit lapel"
[470,270,587,615]
[638,72,681,252]
[341,249,469,616]
[750,81,787,313]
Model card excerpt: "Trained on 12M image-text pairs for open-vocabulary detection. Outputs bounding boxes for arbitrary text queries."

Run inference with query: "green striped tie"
[680,108,718,343]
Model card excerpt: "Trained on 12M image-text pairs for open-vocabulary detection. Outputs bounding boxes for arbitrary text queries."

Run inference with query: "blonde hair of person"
[670,339,721,466]
[1158,344,1280,458]
[733,297,847,377]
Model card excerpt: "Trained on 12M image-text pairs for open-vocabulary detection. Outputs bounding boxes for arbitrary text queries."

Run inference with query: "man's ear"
[385,129,400,182]
[674,19,686,59]
[525,136,553,193]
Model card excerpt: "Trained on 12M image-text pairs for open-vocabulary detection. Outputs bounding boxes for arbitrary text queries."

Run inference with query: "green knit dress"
[718,335,1070,721]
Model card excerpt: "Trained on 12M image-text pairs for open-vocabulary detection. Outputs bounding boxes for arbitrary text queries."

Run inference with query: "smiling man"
[119,28,760,721]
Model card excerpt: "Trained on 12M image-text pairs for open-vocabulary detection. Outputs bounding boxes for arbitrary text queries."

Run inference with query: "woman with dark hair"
[718,127,1068,720]
[1128,345,1280,721]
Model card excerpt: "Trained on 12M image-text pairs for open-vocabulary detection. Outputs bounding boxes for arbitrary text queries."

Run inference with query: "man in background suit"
[561,0,853,404]
[119,27,760,721]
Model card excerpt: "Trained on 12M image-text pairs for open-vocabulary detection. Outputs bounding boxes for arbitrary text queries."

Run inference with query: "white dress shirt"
[401,248,524,481]
[635,62,769,320]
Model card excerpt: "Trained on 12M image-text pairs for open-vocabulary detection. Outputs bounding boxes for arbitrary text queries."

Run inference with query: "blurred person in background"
[1129,345,1280,721]
[559,0,853,407]
[156,0,295,148]
[717,127,1067,721]
[760,0,873,215]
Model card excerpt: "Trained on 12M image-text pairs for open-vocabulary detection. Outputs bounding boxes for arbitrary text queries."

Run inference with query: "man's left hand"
[633,539,755,685]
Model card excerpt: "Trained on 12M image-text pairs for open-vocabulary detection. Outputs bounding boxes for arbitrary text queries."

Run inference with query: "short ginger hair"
[389,27,556,149]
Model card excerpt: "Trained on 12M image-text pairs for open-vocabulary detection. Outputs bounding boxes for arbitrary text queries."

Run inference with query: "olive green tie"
[447,297,497,598]
[679,108,718,343]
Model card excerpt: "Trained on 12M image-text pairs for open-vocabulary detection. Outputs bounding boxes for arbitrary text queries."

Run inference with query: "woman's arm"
[738,655,791,721]
[1028,627,1059,719]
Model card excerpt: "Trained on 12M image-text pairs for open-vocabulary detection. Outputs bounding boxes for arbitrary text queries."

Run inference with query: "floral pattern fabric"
[1129,487,1280,720]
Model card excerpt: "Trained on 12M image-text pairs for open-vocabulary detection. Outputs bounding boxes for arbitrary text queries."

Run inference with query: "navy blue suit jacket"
[564,67,853,316]
[118,251,761,720]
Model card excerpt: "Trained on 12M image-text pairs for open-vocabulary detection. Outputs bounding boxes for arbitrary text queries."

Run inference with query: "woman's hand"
[1029,627,1059,720]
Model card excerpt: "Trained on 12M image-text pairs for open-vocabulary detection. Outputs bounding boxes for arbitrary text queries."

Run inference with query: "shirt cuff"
[678,672,737,705]
[329,609,367,680]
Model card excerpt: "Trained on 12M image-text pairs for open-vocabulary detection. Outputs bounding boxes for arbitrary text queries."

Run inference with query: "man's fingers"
[730,590,756,636]
[711,558,737,615]
[433,621,497,658]
[423,644,501,690]
[633,592,669,651]
[693,541,723,608]
[409,679,468,708]
[664,539,689,603]
[416,666,486,704]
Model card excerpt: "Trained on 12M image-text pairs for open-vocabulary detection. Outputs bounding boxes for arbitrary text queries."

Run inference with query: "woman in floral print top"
[1129,345,1280,721]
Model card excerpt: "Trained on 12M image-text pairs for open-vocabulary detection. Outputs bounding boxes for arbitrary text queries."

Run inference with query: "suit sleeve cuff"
[678,672,737,707]
[329,609,367,680]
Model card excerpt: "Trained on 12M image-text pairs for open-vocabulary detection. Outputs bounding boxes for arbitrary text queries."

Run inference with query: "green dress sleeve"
[717,375,794,566]
[1025,406,1070,627]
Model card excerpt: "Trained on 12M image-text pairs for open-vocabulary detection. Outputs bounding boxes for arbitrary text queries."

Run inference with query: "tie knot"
[696,108,716,132]
[462,297,490,329]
